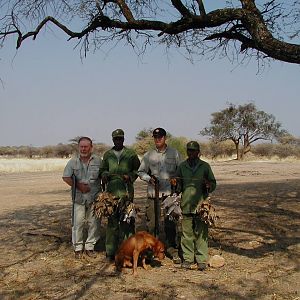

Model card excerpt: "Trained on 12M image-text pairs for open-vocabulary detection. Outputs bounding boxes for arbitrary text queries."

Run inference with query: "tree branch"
[196,0,206,16]
[171,0,192,17]
[1,1,299,64]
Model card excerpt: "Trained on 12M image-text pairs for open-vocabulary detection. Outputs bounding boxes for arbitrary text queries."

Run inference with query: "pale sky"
[1,28,299,147]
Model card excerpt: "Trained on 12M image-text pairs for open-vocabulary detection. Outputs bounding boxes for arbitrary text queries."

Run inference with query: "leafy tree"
[168,136,188,158]
[134,128,155,155]
[277,133,300,146]
[135,128,154,141]
[200,102,287,160]
[0,1,299,65]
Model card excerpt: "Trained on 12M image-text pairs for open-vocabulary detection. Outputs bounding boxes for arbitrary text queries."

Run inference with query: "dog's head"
[153,240,165,261]
[114,253,123,271]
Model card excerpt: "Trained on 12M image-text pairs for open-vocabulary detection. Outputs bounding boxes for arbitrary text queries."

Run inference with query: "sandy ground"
[0,161,299,300]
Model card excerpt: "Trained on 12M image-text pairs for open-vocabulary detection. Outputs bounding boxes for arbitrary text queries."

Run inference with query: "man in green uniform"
[100,129,141,260]
[62,136,102,259]
[175,141,216,270]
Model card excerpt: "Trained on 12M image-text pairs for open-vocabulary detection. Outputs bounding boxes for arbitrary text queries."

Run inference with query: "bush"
[251,143,274,157]
[201,140,236,159]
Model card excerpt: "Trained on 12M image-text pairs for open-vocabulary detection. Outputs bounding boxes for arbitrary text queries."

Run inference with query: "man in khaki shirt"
[138,127,182,263]
[62,137,102,259]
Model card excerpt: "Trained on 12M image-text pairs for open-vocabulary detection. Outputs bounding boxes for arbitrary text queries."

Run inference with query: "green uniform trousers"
[181,214,208,263]
[105,214,135,257]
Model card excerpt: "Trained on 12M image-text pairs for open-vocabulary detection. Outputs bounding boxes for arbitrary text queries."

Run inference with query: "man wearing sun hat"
[138,127,182,264]
[100,129,140,261]
[175,141,217,271]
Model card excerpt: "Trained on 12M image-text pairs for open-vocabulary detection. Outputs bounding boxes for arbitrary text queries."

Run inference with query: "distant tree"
[93,143,110,157]
[200,103,287,160]
[0,1,299,65]
[54,143,72,158]
[277,134,300,146]
[134,127,173,155]
[168,136,188,158]
[134,128,154,155]
[135,128,154,141]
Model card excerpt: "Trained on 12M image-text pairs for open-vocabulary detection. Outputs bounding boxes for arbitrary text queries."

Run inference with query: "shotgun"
[71,173,76,227]
[153,176,160,238]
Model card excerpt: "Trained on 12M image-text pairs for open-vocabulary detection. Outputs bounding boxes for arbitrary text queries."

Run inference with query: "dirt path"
[0,161,299,300]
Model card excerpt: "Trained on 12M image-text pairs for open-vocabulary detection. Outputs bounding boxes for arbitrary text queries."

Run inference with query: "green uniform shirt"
[100,147,140,199]
[63,154,102,205]
[176,158,216,214]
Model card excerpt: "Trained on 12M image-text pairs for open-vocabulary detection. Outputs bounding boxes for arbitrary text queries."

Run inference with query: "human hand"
[170,178,177,186]
[149,176,157,186]
[123,175,131,183]
[102,174,108,184]
[77,182,91,193]
[204,179,211,190]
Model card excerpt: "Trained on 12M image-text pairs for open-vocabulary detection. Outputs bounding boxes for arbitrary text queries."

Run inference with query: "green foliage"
[168,136,188,158]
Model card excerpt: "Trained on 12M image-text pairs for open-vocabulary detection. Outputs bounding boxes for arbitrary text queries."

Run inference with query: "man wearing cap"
[138,127,182,263]
[175,141,216,271]
[100,129,140,260]
[62,136,102,259]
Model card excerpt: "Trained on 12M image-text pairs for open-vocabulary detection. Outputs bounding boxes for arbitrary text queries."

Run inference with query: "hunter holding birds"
[137,127,182,264]
[174,141,216,271]
[100,129,140,261]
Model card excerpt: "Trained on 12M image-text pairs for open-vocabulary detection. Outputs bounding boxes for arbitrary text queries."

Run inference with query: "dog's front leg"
[132,250,139,276]
[141,256,148,270]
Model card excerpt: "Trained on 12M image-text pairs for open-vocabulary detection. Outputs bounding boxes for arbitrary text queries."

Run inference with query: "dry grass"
[0,156,299,174]
[0,158,69,173]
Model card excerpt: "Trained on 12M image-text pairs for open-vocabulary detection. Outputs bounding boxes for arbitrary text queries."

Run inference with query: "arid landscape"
[0,160,299,300]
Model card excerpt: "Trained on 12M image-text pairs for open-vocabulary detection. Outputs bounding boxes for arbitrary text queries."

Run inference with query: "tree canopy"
[200,102,287,159]
[0,1,299,65]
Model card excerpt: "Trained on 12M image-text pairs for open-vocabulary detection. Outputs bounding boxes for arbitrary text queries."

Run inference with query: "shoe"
[181,261,193,270]
[197,262,207,271]
[105,254,115,262]
[74,250,83,259]
[85,250,97,258]
[172,255,181,264]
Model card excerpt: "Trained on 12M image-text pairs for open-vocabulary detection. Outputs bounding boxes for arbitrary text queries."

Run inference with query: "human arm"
[137,152,153,184]
[123,151,141,183]
[204,164,217,193]
[62,176,90,193]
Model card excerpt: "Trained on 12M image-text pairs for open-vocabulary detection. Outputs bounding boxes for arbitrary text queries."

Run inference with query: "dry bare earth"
[0,161,299,300]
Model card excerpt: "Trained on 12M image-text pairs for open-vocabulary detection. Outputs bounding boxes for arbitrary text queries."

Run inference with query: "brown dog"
[115,231,165,276]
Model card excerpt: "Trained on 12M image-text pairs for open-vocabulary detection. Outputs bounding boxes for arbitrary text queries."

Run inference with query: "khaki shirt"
[138,146,181,198]
[63,154,102,205]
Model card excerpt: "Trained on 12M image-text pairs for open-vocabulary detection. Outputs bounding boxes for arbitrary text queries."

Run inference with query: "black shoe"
[85,250,97,258]
[74,250,83,259]
[105,254,115,262]
[197,262,207,271]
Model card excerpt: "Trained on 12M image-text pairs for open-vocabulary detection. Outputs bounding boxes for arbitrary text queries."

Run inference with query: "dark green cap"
[187,141,200,151]
[112,129,124,138]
